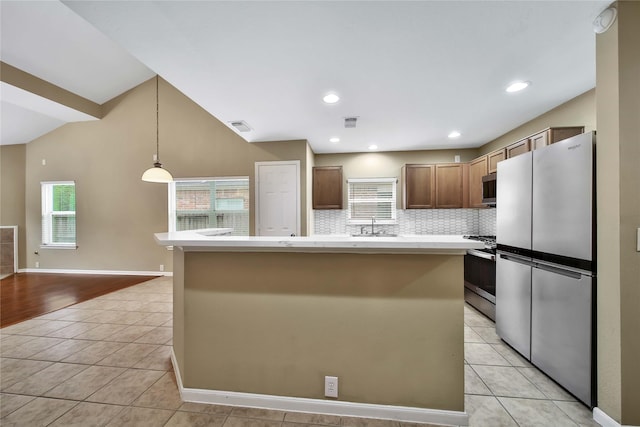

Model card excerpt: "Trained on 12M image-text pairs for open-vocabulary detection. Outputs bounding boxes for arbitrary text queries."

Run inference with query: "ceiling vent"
[344,117,358,128]
[229,120,252,132]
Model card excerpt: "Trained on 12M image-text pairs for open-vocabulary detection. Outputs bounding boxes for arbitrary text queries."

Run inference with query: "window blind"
[347,178,397,223]
[41,181,76,247]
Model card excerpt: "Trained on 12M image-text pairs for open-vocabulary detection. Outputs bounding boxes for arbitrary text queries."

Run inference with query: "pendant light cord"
[156,75,160,164]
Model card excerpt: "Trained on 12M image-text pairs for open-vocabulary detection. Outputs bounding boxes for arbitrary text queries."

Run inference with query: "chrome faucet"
[371,217,376,235]
[360,226,368,235]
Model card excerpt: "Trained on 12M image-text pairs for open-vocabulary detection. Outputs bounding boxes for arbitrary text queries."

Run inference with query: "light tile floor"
[0,277,599,427]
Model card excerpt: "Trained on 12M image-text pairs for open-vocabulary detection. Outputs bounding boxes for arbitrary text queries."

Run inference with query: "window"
[347,178,397,224]
[41,181,76,247]
[168,178,249,235]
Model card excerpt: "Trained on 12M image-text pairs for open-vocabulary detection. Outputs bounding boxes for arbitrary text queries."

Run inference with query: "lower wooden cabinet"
[312,166,343,209]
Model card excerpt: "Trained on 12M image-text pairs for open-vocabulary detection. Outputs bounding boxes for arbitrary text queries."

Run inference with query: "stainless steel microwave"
[482,173,497,205]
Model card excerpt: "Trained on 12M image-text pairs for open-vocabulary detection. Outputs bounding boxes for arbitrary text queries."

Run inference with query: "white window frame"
[41,181,77,249]
[347,177,397,224]
[168,176,249,233]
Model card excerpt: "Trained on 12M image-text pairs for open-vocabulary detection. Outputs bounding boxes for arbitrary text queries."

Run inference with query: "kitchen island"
[154,232,482,425]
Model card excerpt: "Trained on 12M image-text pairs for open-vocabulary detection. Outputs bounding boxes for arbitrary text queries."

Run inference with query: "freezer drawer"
[531,266,594,407]
[496,254,532,359]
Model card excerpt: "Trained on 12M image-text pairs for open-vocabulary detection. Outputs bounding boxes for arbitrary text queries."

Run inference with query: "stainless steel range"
[463,235,496,320]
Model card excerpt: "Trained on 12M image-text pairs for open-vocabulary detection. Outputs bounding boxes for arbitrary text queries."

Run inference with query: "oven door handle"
[467,249,495,261]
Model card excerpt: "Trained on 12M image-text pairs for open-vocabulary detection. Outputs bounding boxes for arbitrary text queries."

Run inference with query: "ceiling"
[1,1,610,153]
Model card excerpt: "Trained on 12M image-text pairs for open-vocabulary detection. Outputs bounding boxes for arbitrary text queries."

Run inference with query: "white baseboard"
[19,268,172,277]
[593,407,640,427]
[170,348,467,426]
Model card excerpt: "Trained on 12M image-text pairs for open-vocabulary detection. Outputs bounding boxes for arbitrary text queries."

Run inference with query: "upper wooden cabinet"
[312,166,343,209]
[487,148,506,174]
[435,163,465,209]
[403,163,465,209]
[468,156,488,208]
[529,130,549,151]
[506,126,585,158]
[506,138,530,158]
[531,126,585,150]
[402,164,435,209]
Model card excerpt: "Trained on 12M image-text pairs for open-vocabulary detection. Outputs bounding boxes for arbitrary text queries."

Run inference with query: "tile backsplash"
[478,208,497,236]
[314,208,496,236]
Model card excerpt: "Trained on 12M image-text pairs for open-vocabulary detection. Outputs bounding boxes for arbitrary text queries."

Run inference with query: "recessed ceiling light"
[323,93,340,104]
[368,144,378,151]
[448,131,461,138]
[329,137,340,143]
[506,81,530,93]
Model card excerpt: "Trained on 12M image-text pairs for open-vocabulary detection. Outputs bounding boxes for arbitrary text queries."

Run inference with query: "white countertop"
[154,230,483,254]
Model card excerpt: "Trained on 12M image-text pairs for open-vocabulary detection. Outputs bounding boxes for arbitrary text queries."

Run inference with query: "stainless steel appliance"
[496,131,596,407]
[481,173,497,205]
[464,236,496,320]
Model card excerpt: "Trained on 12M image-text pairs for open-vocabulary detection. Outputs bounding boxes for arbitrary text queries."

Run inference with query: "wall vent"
[344,117,358,128]
[229,120,252,132]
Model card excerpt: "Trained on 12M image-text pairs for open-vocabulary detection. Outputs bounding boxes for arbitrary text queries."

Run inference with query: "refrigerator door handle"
[534,258,592,278]
[499,253,535,267]
[534,262,582,280]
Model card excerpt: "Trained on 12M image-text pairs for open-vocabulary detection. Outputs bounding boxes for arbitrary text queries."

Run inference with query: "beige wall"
[19,77,310,273]
[179,250,465,411]
[596,2,640,425]
[479,89,596,155]
[0,144,27,269]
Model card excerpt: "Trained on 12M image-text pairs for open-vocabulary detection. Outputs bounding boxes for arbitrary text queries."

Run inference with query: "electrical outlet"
[160,264,164,272]
[324,376,338,398]
[35,261,40,268]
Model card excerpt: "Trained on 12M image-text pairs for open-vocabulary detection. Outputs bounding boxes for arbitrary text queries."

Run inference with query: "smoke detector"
[229,120,252,132]
[593,7,617,34]
[344,117,358,128]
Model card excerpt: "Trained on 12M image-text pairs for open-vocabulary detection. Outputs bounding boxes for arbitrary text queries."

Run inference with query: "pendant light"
[141,75,173,183]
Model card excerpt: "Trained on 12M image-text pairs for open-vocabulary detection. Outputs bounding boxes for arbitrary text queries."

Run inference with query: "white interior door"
[255,161,300,236]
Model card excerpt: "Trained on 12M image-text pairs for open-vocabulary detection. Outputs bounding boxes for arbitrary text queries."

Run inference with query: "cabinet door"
[506,138,530,158]
[468,156,488,208]
[312,166,343,209]
[548,126,585,144]
[487,149,505,174]
[402,165,435,209]
[435,163,464,208]
[530,130,549,151]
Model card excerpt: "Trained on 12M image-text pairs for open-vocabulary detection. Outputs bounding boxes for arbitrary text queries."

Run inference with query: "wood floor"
[0,273,157,328]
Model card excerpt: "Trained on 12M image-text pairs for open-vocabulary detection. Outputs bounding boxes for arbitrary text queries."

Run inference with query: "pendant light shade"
[142,161,174,183]
[142,76,173,183]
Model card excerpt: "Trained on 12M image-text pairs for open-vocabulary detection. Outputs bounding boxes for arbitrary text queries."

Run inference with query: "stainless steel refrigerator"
[496,131,596,407]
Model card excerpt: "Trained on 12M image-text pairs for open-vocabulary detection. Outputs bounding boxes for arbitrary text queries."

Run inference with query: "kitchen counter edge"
[154,232,484,255]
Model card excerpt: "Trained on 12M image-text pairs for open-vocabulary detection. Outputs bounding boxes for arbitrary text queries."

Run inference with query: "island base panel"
[174,250,464,412]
